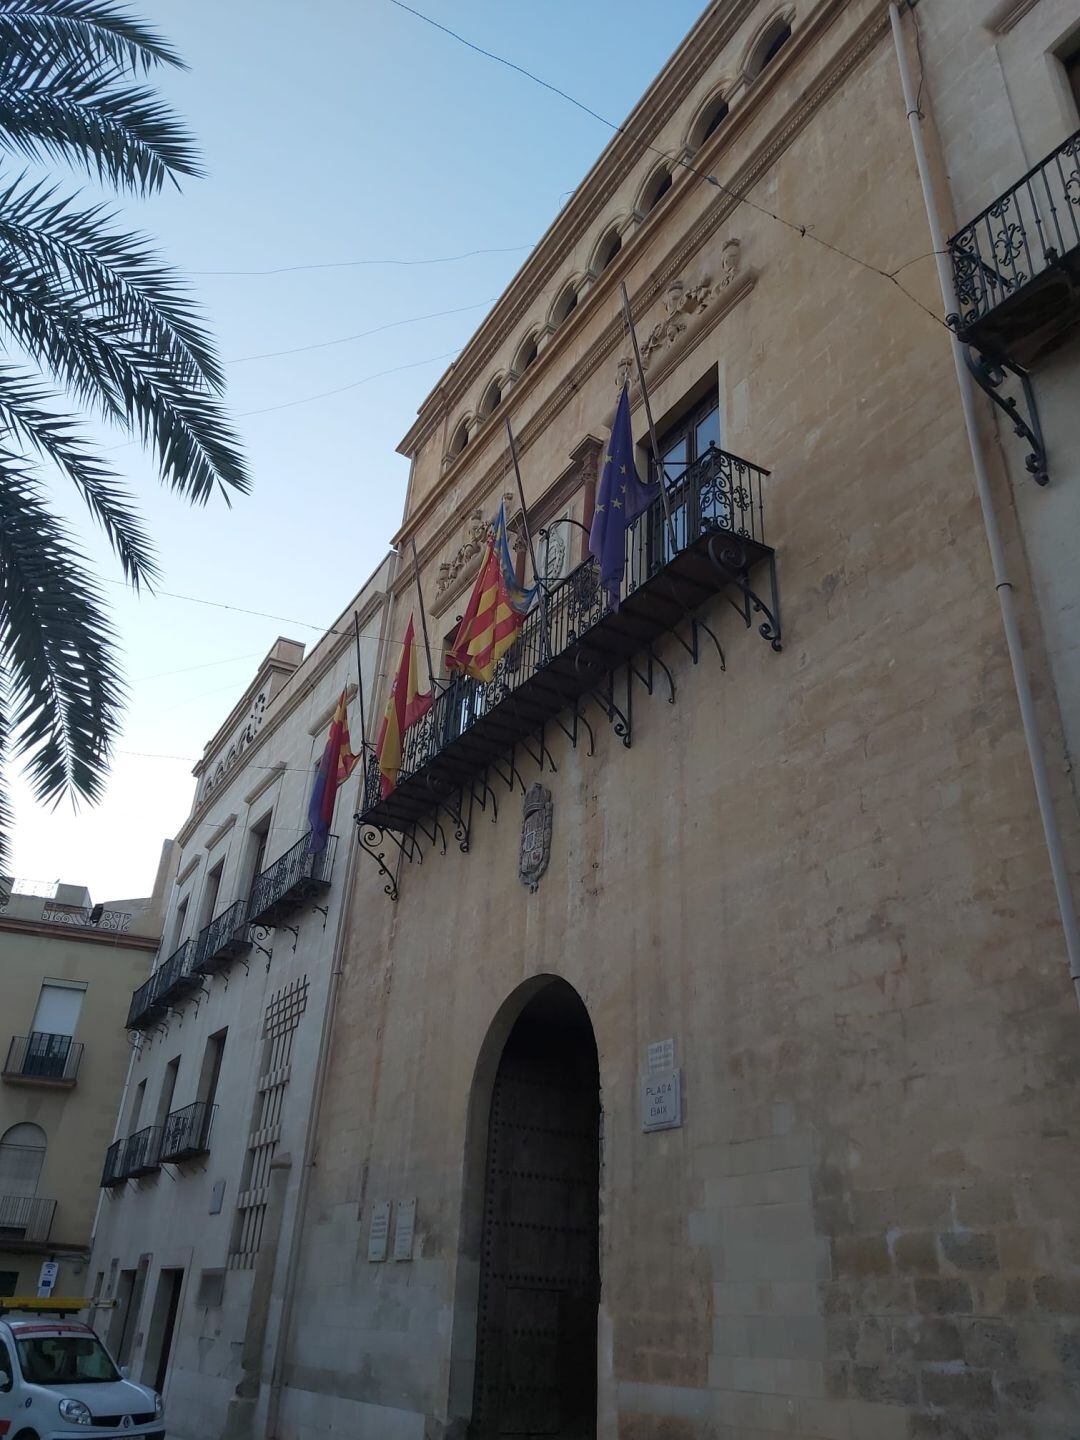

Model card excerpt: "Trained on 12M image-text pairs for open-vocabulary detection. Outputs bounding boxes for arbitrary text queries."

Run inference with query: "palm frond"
[0,0,185,76]
[0,452,125,817]
[0,177,249,499]
[0,365,157,584]
[0,68,200,193]
[0,679,11,870]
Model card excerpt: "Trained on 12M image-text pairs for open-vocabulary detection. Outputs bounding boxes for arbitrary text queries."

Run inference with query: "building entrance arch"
[462,976,600,1439]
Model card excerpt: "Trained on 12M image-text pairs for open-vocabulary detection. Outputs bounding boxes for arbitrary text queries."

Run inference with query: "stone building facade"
[0,870,167,1302]
[86,561,394,1439]
[266,3,1080,1439]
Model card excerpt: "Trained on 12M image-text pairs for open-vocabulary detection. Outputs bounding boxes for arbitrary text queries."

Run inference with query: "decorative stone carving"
[436,493,523,595]
[618,239,743,380]
[197,687,269,807]
[519,783,553,892]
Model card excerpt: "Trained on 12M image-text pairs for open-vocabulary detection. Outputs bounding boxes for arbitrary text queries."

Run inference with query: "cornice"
[0,916,158,950]
[394,0,874,562]
[984,0,1042,34]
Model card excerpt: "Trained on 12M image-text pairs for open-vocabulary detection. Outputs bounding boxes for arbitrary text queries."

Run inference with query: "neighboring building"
[260,3,1080,1440]
[0,867,168,1303]
[915,0,1080,824]
[87,566,394,1440]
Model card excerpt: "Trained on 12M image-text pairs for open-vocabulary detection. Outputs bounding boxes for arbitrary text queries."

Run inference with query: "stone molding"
[984,0,1042,34]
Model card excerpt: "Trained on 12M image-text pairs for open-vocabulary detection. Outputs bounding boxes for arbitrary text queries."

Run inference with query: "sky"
[7,0,708,902]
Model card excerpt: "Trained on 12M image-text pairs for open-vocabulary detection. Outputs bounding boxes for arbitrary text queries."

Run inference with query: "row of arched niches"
[443,10,795,466]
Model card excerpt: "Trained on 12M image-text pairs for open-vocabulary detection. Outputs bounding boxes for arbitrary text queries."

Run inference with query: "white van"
[0,1314,164,1439]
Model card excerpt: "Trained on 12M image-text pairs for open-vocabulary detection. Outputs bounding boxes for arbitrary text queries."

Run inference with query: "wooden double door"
[471,1007,600,1439]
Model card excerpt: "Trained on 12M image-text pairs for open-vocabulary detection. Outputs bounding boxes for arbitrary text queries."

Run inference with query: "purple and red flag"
[307,689,359,852]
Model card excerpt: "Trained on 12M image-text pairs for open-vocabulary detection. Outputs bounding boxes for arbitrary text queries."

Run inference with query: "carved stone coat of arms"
[519,783,553,892]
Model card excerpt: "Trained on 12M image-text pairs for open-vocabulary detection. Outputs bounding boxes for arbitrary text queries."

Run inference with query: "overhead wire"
[189,244,534,278]
[226,297,499,365]
[384,0,948,329]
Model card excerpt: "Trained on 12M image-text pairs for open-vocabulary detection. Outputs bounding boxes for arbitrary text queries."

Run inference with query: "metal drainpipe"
[888,2,1080,1007]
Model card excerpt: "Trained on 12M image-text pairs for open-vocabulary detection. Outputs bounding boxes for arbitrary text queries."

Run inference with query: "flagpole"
[409,536,439,695]
[352,611,368,753]
[619,280,678,554]
[504,417,552,663]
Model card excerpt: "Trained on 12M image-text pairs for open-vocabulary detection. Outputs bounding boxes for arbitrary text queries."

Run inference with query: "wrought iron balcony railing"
[122,1124,162,1178]
[195,899,252,975]
[949,128,1080,363]
[101,1138,126,1188]
[152,938,201,1008]
[126,965,164,1030]
[247,833,337,927]
[3,1032,82,1085]
[359,442,776,841]
[0,1194,56,1243]
[159,1102,215,1163]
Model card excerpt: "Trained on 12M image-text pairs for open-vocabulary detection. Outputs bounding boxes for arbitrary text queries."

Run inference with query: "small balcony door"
[646,393,721,569]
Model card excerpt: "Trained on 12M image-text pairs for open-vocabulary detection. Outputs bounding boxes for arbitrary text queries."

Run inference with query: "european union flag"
[588,384,657,610]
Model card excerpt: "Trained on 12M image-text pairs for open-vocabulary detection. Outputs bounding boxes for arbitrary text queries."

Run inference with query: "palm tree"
[0,0,247,864]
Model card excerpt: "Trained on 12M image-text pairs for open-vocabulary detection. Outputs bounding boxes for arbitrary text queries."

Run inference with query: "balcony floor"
[360,526,774,835]
[956,242,1080,365]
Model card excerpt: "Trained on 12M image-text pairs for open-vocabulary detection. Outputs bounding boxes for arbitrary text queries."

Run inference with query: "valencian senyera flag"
[447,499,537,683]
[375,616,433,799]
[308,688,359,852]
[588,383,657,611]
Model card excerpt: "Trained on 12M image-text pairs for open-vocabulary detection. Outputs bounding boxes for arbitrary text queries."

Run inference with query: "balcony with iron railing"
[195,899,252,976]
[0,1195,56,1245]
[247,833,337,928]
[122,1124,162,1178]
[358,442,777,838]
[159,1101,215,1164]
[3,1032,83,1086]
[101,1138,126,1188]
[949,128,1080,364]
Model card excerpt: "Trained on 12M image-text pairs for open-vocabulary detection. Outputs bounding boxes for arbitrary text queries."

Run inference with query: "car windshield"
[15,1333,119,1385]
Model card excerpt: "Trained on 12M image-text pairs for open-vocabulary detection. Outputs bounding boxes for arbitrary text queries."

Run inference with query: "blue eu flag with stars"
[588,384,657,610]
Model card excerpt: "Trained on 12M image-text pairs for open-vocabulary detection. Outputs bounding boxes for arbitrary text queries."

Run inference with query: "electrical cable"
[226,297,499,365]
[385,0,947,328]
[190,244,534,278]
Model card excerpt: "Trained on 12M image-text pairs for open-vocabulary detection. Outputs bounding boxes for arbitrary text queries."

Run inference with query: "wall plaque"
[519,783,553,892]
[641,1069,682,1132]
[367,1200,391,1262]
[647,1038,675,1074]
[393,1198,416,1261]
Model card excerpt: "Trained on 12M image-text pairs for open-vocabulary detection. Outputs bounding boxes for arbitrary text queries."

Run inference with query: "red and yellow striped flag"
[375,616,432,799]
[447,502,535,683]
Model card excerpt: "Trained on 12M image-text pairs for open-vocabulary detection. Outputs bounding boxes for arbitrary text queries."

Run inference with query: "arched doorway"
[470,979,600,1438]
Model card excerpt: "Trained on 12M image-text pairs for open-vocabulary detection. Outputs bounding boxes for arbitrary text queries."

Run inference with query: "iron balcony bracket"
[629,646,676,706]
[355,820,400,902]
[707,536,783,651]
[519,726,558,776]
[965,347,1049,486]
[490,751,527,796]
[279,924,300,954]
[250,936,273,968]
[550,702,596,757]
[573,652,632,748]
[439,791,471,854]
[415,813,448,858]
[312,904,329,928]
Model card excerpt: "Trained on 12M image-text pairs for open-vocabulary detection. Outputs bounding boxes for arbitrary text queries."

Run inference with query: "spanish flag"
[375,616,432,799]
[307,689,359,852]
[447,501,536,683]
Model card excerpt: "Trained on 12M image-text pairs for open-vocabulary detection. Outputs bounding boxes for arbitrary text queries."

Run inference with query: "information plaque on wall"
[367,1200,391,1262]
[393,1198,416,1261]
[641,1068,682,1132]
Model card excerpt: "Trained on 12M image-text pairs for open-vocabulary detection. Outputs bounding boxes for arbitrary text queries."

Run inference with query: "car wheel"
[13,1430,39,1440]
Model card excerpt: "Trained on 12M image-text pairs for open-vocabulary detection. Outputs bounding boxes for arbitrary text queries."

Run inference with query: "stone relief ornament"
[519,782,553,893]
[436,492,523,595]
[617,239,743,380]
[197,687,268,806]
